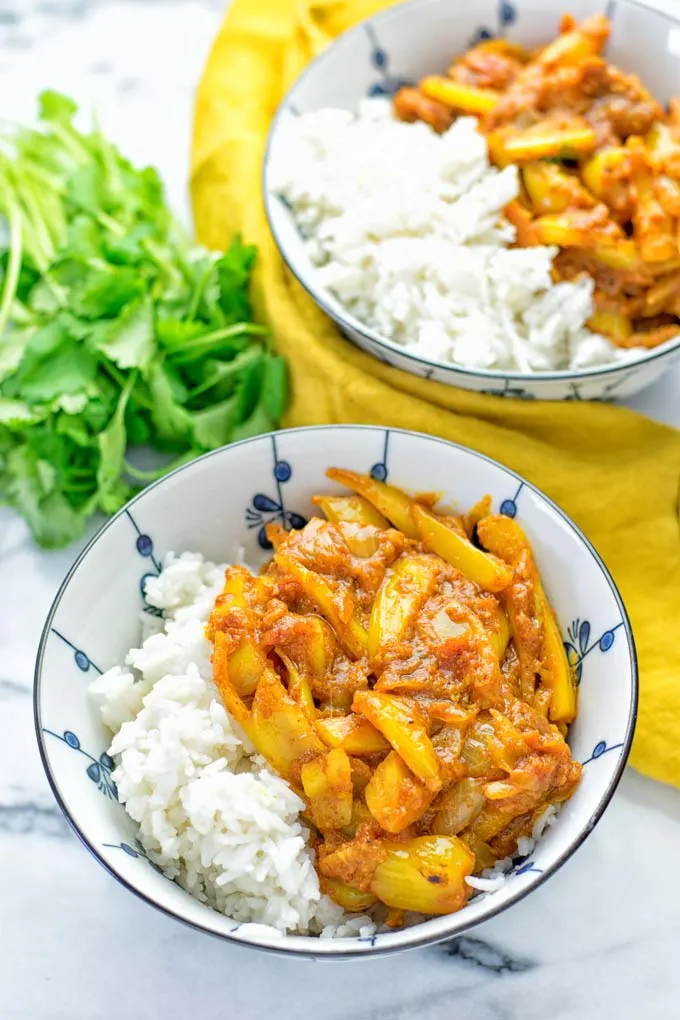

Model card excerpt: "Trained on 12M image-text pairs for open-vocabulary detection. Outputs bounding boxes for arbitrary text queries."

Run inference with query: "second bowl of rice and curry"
[265,0,680,399]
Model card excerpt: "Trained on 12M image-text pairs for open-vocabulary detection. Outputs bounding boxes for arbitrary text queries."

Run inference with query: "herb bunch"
[0,92,286,548]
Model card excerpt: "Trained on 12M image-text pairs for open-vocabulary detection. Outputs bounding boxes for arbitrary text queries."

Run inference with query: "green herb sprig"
[0,91,287,548]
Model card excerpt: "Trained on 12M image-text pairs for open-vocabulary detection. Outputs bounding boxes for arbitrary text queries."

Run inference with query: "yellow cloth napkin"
[191,0,680,787]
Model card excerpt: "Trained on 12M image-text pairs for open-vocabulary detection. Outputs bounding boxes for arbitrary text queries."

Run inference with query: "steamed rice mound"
[271,99,645,373]
[90,552,374,938]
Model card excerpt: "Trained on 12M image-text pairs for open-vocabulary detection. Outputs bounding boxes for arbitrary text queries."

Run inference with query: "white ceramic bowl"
[35,426,637,957]
[264,0,680,401]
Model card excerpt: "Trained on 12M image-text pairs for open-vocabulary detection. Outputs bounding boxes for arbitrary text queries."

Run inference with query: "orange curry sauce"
[394,13,680,350]
[207,470,581,923]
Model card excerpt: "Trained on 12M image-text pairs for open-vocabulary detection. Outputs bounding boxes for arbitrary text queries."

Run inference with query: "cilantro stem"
[19,159,65,194]
[47,122,92,165]
[9,300,34,326]
[186,261,214,320]
[18,178,57,265]
[143,238,184,284]
[95,209,125,238]
[63,479,96,493]
[23,175,66,252]
[86,256,111,271]
[98,360,126,389]
[117,369,137,416]
[97,360,155,413]
[130,389,154,412]
[123,450,195,482]
[0,195,22,340]
[8,206,48,275]
[94,111,123,201]
[172,246,194,286]
[186,347,262,402]
[169,323,269,363]
[4,174,65,308]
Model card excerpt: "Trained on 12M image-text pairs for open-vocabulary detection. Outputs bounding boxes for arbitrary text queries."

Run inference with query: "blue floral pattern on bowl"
[369,430,391,482]
[43,729,117,800]
[470,0,517,44]
[364,23,415,97]
[246,435,307,548]
[103,838,166,874]
[125,508,163,617]
[50,628,102,675]
[582,739,625,766]
[499,481,525,519]
[565,618,623,685]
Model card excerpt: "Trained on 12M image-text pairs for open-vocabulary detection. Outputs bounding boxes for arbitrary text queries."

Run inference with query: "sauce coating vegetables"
[394,12,680,349]
[208,471,581,922]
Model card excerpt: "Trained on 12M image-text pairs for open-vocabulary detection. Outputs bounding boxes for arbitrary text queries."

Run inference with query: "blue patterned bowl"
[35,426,637,957]
[264,0,680,401]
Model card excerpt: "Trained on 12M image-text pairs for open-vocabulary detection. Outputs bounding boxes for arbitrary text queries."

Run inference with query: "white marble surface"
[2,2,680,1018]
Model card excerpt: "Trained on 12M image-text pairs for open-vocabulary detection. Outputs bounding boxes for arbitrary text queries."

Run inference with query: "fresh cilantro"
[0,92,286,547]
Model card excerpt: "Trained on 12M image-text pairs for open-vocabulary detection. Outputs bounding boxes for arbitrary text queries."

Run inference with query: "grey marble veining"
[2,2,680,1018]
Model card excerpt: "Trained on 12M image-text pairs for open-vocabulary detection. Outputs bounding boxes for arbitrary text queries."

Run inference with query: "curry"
[208,470,581,924]
[394,13,680,350]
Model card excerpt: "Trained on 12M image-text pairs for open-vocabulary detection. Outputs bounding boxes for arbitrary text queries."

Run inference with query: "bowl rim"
[34,425,639,958]
[262,0,680,385]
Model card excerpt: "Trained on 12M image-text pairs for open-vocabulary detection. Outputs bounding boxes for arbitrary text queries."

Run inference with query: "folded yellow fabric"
[191,0,680,786]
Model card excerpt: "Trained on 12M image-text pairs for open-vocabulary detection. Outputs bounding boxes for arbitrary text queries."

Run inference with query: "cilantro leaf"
[0,329,34,384]
[94,297,155,373]
[53,392,90,415]
[216,237,258,324]
[70,267,146,319]
[155,319,207,351]
[191,395,239,450]
[102,223,155,266]
[56,410,91,447]
[0,445,91,549]
[38,90,78,124]
[0,398,39,425]
[97,374,135,508]
[147,362,194,448]
[7,336,98,403]
[230,403,276,442]
[261,355,289,422]
[235,355,265,423]
[125,403,152,445]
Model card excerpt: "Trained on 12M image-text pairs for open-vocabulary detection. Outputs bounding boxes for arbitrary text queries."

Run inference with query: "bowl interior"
[264,0,680,388]
[36,426,637,956]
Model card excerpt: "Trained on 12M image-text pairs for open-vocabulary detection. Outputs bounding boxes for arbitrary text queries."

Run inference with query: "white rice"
[465,802,560,893]
[90,552,374,938]
[271,99,651,372]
